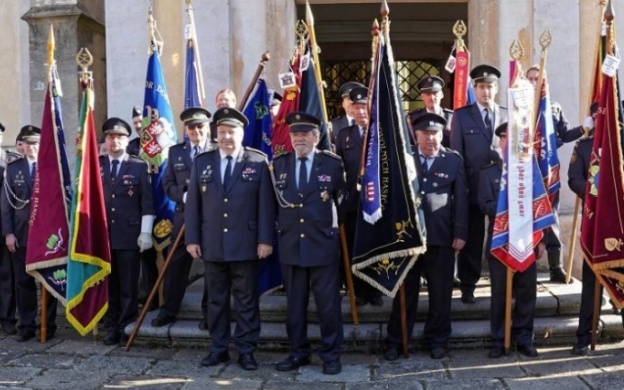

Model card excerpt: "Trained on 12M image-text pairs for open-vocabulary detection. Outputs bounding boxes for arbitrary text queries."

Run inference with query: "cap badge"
[295,114,301,120]
[223,109,229,114]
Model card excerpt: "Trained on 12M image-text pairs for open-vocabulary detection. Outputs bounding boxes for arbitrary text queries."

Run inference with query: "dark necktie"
[111,160,119,181]
[420,155,430,172]
[298,157,308,191]
[31,162,37,180]
[350,119,355,126]
[192,145,200,159]
[223,155,233,188]
[483,108,492,134]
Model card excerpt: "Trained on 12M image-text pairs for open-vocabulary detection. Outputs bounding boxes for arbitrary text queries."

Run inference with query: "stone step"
[125,272,624,350]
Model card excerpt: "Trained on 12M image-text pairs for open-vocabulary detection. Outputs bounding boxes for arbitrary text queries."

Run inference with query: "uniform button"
[423,178,427,182]
[111,220,115,224]
[112,194,116,198]
[224,198,228,203]
[111,208,115,212]
[300,234,305,238]
[300,218,304,223]
[224,213,228,218]
[299,204,303,208]
[224,228,228,232]
[421,191,425,195]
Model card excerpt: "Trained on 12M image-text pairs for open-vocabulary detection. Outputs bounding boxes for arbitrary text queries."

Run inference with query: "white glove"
[138,215,155,252]
[583,116,594,130]
[137,232,153,252]
[183,192,187,204]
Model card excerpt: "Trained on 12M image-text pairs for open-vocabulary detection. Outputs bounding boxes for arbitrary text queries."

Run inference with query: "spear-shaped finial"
[509,39,524,61]
[380,0,389,19]
[305,0,314,26]
[605,0,614,22]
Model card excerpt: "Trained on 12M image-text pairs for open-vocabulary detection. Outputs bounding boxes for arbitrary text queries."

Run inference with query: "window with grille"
[322,60,440,119]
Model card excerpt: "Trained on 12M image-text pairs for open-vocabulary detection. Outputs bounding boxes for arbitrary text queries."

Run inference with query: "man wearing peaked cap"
[269,92,282,122]
[1,123,57,341]
[185,103,274,370]
[127,106,143,157]
[273,110,347,375]
[330,81,366,144]
[99,117,155,346]
[335,87,382,307]
[477,122,543,359]
[384,112,468,361]
[152,106,213,330]
[407,76,453,148]
[450,63,508,305]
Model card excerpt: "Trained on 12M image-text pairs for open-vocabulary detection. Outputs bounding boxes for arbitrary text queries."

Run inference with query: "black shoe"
[355,297,367,306]
[323,360,342,375]
[517,344,538,358]
[1,322,16,335]
[200,351,230,367]
[384,347,399,361]
[37,330,56,341]
[151,316,176,327]
[198,319,208,330]
[369,296,383,307]
[550,268,568,283]
[238,352,258,371]
[119,333,129,345]
[276,355,311,371]
[103,331,120,346]
[461,291,475,304]
[430,347,446,360]
[571,345,589,356]
[452,277,461,288]
[16,331,35,342]
[488,347,504,359]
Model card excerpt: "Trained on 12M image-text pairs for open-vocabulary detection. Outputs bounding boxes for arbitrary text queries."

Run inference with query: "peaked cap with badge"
[180,107,212,127]
[349,87,368,105]
[285,112,321,133]
[417,76,445,93]
[412,113,447,132]
[102,117,132,137]
[213,107,249,128]
[470,64,501,84]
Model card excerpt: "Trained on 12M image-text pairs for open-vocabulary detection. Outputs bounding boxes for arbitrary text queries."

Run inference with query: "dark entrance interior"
[296,2,468,118]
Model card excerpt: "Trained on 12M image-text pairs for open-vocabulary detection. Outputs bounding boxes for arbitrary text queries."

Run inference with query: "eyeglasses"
[187,124,206,130]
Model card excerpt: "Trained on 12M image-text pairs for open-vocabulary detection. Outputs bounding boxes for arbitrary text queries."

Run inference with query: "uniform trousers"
[282,262,343,363]
[105,250,140,334]
[205,260,260,355]
[386,246,454,349]
[576,259,598,347]
[11,248,57,336]
[488,251,536,348]
[458,204,486,294]
[139,247,158,303]
[160,242,194,319]
[0,245,16,327]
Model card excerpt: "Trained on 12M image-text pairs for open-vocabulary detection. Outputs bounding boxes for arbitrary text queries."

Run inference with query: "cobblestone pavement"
[0,325,623,389]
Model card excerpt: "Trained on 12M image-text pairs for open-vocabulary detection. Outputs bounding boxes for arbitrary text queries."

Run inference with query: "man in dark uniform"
[384,113,468,361]
[329,81,365,142]
[334,86,382,307]
[100,118,155,345]
[450,64,508,304]
[273,112,346,375]
[125,106,159,310]
[407,76,453,147]
[152,107,213,328]
[526,65,590,283]
[478,123,544,359]
[185,107,275,371]
[1,126,57,341]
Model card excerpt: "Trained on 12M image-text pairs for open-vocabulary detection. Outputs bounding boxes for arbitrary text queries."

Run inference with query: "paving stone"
[108,374,190,390]
[296,363,371,383]
[447,357,526,379]
[262,382,342,390]
[580,371,624,389]
[46,339,116,356]
[149,359,223,379]
[518,354,600,377]
[76,355,153,375]
[0,337,62,353]
[170,347,209,362]
[504,376,590,390]
[24,368,110,390]
[182,378,263,390]
[347,382,424,390]
[0,350,26,365]
[109,344,181,360]
[7,353,80,369]
[0,367,42,386]
[584,354,624,372]
[419,378,505,390]
[219,362,294,382]
[374,358,447,382]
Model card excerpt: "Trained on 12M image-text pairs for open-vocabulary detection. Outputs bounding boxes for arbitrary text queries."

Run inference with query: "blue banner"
[242,78,272,158]
[140,43,177,250]
[184,39,202,110]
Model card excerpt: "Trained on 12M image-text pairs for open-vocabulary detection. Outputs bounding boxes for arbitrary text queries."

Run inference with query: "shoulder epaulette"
[442,147,462,157]
[272,151,291,161]
[482,161,498,169]
[244,147,268,159]
[321,149,341,160]
[454,105,472,113]
[5,151,23,164]
[128,155,146,163]
[442,107,454,113]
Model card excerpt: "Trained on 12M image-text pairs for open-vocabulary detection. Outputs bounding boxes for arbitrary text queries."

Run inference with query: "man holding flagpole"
[450,65,508,304]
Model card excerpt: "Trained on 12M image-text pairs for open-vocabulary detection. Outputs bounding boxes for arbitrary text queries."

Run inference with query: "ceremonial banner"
[25,27,70,304]
[183,5,204,110]
[299,44,331,151]
[453,50,471,109]
[351,29,426,298]
[580,64,624,308]
[66,77,111,336]
[534,75,561,198]
[490,61,556,272]
[271,54,301,156]
[140,41,177,250]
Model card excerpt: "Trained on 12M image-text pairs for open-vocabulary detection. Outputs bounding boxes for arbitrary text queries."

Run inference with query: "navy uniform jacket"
[126,138,141,157]
[552,102,585,147]
[1,158,35,245]
[416,147,468,246]
[334,124,363,213]
[163,141,213,236]
[330,116,351,142]
[184,147,276,262]
[100,155,154,250]
[409,107,453,147]
[450,103,507,204]
[272,150,346,267]
[568,137,593,201]
[477,160,502,223]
